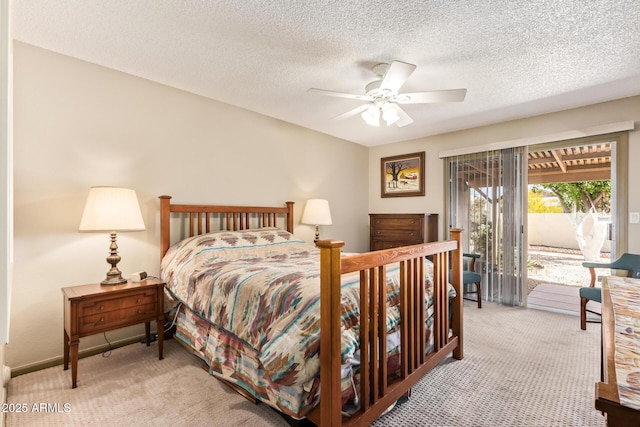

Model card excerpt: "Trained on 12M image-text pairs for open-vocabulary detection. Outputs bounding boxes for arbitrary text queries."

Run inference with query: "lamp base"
[100,232,128,285]
[100,273,127,286]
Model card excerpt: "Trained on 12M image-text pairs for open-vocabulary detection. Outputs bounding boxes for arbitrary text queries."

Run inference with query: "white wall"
[368,96,640,250]
[9,42,369,369]
[1,0,12,420]
[528,213,611,253]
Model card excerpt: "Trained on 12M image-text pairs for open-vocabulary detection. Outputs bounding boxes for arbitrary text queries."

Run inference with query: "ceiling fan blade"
[307,88,372,101]
[396,88,467,104]
[331,104,370,120]
[390,104,414,127]
[380,61,416,93]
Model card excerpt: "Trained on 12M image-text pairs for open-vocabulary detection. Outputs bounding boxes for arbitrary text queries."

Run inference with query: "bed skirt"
[169,295,438,420]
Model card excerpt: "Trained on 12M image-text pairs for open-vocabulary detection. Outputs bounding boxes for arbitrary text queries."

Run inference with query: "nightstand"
[62,278,165,388]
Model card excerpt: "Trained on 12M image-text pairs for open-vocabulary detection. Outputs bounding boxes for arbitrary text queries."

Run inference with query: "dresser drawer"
[79,291,156,317]
[372,228,422,241]
[371,217,423,231]
[79,303,157,334]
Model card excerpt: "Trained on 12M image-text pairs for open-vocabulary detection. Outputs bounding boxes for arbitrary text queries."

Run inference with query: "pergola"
[527,143,611,185]
[458,142,612,190]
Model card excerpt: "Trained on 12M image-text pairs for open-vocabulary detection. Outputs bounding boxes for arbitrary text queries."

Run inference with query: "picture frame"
[380,151,425,198]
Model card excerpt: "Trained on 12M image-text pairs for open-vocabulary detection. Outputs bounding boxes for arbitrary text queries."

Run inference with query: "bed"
[158,195,463,426]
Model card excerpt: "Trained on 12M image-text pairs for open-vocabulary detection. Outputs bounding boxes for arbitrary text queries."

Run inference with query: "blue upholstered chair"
[463,253,483,308]
[580,253,640,330]
[449,253,483,308]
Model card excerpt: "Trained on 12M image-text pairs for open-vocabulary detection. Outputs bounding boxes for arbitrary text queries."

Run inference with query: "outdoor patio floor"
[525,246,607,318]
[527,283,601,319]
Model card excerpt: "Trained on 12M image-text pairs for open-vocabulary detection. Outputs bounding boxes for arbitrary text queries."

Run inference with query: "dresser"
[62,278,165,388]
[369,213,439,251]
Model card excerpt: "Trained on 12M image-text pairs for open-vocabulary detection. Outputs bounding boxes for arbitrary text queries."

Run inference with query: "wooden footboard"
[312,230,463,426]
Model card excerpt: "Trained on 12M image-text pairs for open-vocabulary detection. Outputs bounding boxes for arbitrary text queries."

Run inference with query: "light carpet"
[6,302,605,426]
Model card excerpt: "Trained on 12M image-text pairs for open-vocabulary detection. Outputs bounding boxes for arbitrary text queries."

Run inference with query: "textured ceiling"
[11,0,640,147]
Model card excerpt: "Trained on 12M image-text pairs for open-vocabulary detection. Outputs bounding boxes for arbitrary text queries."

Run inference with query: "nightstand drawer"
[79,303,157,334]
[79,291,156,317]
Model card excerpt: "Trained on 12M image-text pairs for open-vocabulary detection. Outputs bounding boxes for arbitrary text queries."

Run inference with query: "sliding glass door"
[446,148,525,306]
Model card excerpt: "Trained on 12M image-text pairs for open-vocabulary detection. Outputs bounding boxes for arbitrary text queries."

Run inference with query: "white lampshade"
[301,199,332,226]
[79,187,145,232]
[79,187,145,285]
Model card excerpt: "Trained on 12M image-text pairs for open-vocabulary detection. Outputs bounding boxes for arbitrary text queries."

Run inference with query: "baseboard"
[10,334,147,378]
[1,342,6,427]
[1,365,8,427]
[1,385,5,427]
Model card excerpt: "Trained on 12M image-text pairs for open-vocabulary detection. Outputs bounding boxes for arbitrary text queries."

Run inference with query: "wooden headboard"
[159,195,295,258]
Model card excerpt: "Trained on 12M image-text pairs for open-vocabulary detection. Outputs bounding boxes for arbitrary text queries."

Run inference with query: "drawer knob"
[99,305,105,310]
[99,317,105,322]
[137,310,142,314]
[136,298,141,303]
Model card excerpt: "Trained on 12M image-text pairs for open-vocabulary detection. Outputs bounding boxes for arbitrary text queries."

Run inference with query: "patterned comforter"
[160,228,450,417]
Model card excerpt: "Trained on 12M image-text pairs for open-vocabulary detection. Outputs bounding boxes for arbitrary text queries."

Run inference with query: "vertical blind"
[446,147,525,306]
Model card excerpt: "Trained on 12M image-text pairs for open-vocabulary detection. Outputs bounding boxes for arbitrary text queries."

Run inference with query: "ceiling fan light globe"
[361,105,380,126]
[382,103,400,126]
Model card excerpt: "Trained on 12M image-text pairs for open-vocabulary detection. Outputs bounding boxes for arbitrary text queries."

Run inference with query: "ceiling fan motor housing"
[365,80,393,100]
[372,62,389,77]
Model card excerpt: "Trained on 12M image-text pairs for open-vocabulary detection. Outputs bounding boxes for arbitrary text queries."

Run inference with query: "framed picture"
[380,151,425,197]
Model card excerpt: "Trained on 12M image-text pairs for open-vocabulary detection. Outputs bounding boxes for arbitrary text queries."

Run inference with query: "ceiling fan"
[308,60,467,127]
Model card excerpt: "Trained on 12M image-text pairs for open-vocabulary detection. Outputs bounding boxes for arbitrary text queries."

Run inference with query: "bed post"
[449,228,464,360]
[159,195,172,259]
[285,201,294,233]
[317,239,345,427]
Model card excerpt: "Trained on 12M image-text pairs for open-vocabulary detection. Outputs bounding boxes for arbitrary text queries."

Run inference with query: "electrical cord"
[151,273,179,333]
[165,302,182,332]
[102,333,112,358]
[138,302,181,344]
[133,274,180,340]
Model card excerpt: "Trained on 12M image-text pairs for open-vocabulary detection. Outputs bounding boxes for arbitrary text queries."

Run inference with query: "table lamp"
[79,187,145,285]
[301,199,332,243]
